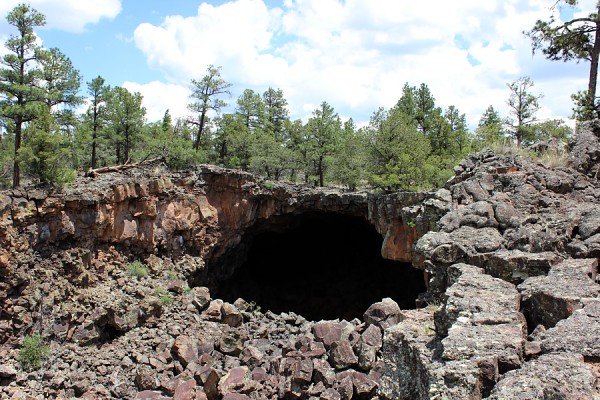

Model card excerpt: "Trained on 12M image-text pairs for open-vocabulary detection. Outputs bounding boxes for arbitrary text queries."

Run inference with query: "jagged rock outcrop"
[1,122,600,398]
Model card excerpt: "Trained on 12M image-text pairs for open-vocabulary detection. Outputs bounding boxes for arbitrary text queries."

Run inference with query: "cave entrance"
[211,212,426,321]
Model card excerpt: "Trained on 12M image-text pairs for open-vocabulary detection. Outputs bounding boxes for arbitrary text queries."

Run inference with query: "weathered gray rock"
[488,353,598,400]
[470,249,562,283]
[542,299,600,357]
[519,258,599,329]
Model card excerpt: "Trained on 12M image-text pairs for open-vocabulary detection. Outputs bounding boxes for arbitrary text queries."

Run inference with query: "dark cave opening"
[212,212,426,321]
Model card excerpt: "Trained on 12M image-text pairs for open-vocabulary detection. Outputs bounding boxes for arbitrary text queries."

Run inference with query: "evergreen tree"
[188,65,232,150]
[506,76,542,146]
[106,87,146,164]
[0,3,46,187]
[330,118,366,190]
[527,1,600,119]
[304,101,341,186]
[367,107,432,191]
[235,89,264,132]
[19,109,75,184]
[475,105,505,146]
[262,87,289,140]
[84,76,109,169]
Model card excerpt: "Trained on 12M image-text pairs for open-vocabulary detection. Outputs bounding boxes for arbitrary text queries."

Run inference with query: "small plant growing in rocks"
[154,287,173,305]
[263,181,274,190]
[19,334,49,369]
[126,260,149,278]
[159,294,173,305]
[166,270,177,279]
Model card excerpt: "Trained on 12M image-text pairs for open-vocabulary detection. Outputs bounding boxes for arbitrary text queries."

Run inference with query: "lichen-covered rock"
[519,258,599,329]
[542,299,600,357]
[488,353,598,400]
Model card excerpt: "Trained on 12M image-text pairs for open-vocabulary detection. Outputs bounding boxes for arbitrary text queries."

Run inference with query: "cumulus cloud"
[130,0,593,125]
[0,0,121,33]
[123,81,190,123]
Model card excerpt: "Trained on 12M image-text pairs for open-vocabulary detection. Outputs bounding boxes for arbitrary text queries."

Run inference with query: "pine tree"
[0,4,46,187]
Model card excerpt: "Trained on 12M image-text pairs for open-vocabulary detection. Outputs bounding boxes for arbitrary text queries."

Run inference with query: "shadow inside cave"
[212,212,426,321]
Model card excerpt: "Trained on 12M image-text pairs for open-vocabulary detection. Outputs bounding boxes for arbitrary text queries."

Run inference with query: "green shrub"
[160,294,173,305]
[19,334,49,369]
[263,181,274,190]
[127,261,149,278]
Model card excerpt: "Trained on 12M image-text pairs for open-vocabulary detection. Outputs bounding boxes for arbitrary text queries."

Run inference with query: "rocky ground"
[1,122,600,399]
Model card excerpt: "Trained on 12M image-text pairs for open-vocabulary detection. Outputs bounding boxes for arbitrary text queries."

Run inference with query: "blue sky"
[0,0,595,128]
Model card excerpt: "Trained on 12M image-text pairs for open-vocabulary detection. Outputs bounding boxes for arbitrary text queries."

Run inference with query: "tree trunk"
[124,125,130,163]
[194,110,207,150]
[318,155,324,187]
[589,11,600,117]
[91,108,98,169]
[13,117,22,188]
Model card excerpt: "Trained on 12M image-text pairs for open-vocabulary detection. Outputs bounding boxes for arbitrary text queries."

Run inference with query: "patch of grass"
[153,287,166,296]
[489,140,533,158]
[19,334,49,369]
[166,271,177,280]
[126,260,149,278]
[538,150,570,169]
[159,294,173,305]
[183,287,192,295]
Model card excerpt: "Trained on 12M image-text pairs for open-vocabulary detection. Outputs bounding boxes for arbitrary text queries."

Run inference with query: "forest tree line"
[0,2,593,191]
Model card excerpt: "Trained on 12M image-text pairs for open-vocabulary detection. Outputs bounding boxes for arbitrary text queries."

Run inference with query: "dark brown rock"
[329,340,358,370]
[363,298,403,330]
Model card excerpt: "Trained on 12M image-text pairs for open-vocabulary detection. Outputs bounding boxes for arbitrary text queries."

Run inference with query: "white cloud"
[131,0,590,127]
[0,0,121,33]
[122,81,190,123]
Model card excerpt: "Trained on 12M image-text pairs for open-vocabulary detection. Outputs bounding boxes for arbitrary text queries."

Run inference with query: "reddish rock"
[240,345,263,366]
[191,287,211,311]
[204,299,223,321]
[363,298,404,330]
[0,364,17,379]
[173,379,197,400]
[195,366,219,400]
[312,321,343,348]
[251,366,268,382]
[320,388,342,400]
[329,340,358,370]
[173,335,199,366]
[135,366,157,391]
[334,375,354,400]
[291,358,313,385]
[360,324,382,349]
[135,390,170,399]
[313,359,336,386]
[222,394,251,400]
[218,366,250,395]
[351,371,378,399]
[221,302,243,327]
